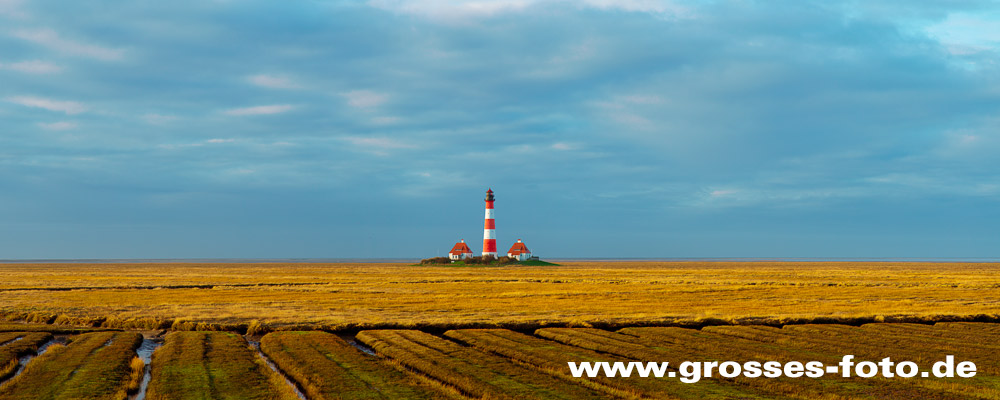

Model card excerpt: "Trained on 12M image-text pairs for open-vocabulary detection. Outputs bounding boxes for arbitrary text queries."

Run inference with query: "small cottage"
[506,239,531,261]
[449,240,474,260]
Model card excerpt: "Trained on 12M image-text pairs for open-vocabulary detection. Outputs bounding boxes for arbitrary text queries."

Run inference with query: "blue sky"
[1,0,998,259]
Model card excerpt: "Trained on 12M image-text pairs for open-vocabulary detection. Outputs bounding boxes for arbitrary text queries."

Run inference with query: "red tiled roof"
[450,242,473,255]
[507,241,530,255]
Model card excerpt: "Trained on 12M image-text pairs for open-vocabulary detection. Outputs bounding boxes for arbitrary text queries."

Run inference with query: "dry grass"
[0,331,142,399]
[0,322,114,334]
[0,332,52,381]
[145,331,298,400]
[260,331,443,399]
[123,356,145,395]
[0,262,998,332]
[356,329,608,399]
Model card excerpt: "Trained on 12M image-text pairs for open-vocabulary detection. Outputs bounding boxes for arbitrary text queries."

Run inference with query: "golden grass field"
[1,261,998,332]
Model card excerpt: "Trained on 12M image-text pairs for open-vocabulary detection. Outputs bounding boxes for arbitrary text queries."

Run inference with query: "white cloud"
[12,29,124,61]
[342,136,416,149]
[0,60,61,74]
[0,0,26,17]
[37,121,76,130]
[550,142,576,151]
[341,90,389,109]
[223,104,294,116]
[368,0,532,19]
[247,74,300,89]
[578,0,687,15]
[925,12,1000,52]
[6,96,86,114]
[368,0,688,20]
[157,138,240,150]
[691,186,868,208]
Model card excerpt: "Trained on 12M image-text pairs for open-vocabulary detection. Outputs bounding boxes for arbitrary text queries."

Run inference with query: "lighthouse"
[483,188,497,257]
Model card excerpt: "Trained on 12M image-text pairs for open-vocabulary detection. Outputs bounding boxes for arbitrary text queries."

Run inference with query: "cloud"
[247,74,300,89]
[368,0,533,20]
[925,12,1000,51]
[709,189,738,197]
[341,90,388,109]
[368,0,688,20]
[395,169,474,195]
[205,138,235,144]
[597,108,657,131]
[222,105,294,116]
[12,29,124,61]
[342,136,416,149]
[578,0,688,16]
[922,11,1000,70]
[3,0,1000,258]
[0,60,61,74]
[157,138,239,150]
[519,39,600,79]
[0,0,25,17]
[684,184,874,209]
[934,121,1000,161]
[589,94,669,132]
[37,121,77,130]
[6,96,86,114]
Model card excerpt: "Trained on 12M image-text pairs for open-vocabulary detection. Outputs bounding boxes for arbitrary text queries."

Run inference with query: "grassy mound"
[518,259,559,266]
[442,259,559,267]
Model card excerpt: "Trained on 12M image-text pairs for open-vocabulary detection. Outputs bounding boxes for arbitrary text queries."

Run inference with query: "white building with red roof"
[506,239,531,261]
[449,240,474,260]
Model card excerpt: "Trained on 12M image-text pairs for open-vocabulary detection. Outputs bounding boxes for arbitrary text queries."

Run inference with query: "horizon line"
[2,257,999,264]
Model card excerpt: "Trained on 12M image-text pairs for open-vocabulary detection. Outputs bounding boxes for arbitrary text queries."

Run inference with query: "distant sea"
[1,257,998,263]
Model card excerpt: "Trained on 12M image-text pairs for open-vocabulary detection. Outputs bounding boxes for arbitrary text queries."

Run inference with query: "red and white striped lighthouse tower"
[482,188,497,257]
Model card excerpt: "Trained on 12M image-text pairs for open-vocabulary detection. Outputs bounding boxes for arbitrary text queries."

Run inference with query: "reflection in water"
[3,336,68,385]
[128,337,162,400]
[248,339,308,400]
